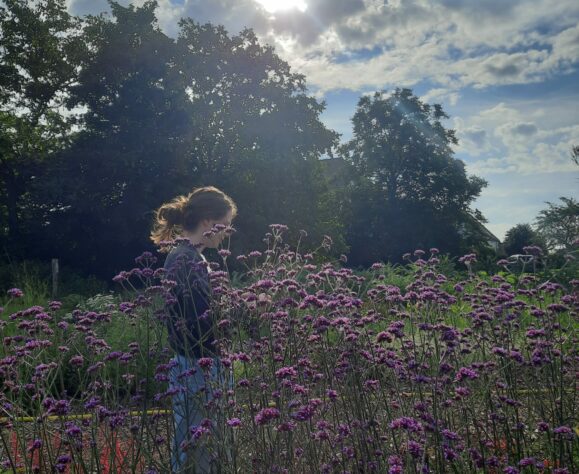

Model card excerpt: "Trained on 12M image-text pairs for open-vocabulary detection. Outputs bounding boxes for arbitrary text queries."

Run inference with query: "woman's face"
[203,209,234,249]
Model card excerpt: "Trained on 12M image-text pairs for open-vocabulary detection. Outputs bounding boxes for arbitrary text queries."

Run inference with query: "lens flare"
[255,0,308,13]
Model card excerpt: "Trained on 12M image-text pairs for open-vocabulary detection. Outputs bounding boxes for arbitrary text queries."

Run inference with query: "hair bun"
[159,204,184,226]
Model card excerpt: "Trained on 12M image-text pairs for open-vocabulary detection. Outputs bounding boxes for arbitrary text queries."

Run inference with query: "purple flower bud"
[198,357,213,370]
[523,245,542,256]
[389,417,424,433]
[7,288,23,298]
[407,440,423,458]
[254,407,280,425]
[441,429,459,440]
[455,367,479,382]
[537,421,549,432]
[326,389,338,400]
[503,467,519,474]
[28,439,42,451]
[227,418,241,427]
[518,458,535,467]
[275,366,297,379]
[553,425,573,438]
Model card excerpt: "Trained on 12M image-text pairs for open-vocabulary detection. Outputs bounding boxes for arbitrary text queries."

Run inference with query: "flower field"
[1,226,577,473]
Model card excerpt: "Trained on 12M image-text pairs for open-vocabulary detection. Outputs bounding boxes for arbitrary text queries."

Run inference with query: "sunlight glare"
[255,0,308,13]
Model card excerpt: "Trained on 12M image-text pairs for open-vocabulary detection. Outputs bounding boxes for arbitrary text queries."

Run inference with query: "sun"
[255,0,308,13]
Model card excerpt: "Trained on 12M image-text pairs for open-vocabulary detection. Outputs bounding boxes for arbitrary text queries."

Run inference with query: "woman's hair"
[150,186,237,246]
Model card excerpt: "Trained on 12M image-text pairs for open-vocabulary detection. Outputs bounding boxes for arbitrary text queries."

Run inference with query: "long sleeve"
[163,245,216,358]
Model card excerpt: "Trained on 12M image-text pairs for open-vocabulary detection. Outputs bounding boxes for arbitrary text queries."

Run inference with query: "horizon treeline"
[1,0,497,282]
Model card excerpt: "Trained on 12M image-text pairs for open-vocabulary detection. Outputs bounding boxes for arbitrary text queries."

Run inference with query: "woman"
[150,186,237,473]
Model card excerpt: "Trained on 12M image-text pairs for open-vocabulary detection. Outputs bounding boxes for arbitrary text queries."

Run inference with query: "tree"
[503,223,545,256]
[339,89,487,265]
[0,0,85,253]
[535,197,579,252]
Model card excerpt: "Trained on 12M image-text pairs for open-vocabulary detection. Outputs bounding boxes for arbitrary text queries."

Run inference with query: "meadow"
[0,226,577,473]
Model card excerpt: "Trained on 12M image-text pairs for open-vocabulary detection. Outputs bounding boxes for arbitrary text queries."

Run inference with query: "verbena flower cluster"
[0,225,577,473]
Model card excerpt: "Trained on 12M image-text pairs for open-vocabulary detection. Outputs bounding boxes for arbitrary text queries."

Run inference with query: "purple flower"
[441,429,459,440]
[459,253,477,265]
[509,350,524,363]
[326,389,338,400]
[276,421,297,432]
[503,467,520,474]
[492,347,508,357]
[455,386,471,398]
[112,271,130,283]
[526,328,546,338]
[275,366,297,379]
[57,321,69,330]
[57,455,71,464]
[291,403,316,421]
[65,422,82,437]
[407,440,423,458]
[190,424,210,440]
[387,320,405,338]
[255,407,281,425]
[255,279,275,289]
[388,455,403,468]
[198,358,214,370]
[443,447,458,461]
[7,288,23,298]
[537,421,549,432]
[389,417,424,433]
[28,439,42,451]
[553,425,574,438]
[376,331,393,343]
[84,397,101,410]
[105,351,123,361]
[547,303,568,313]
[518,458,535,467]
[523,245,542,256]
[455,367,479,382]
[227,418,241,427]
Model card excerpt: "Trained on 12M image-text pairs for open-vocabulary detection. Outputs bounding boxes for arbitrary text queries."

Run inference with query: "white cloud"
[459,101,579,176]
[422,88,460,106]
[65,1,579,94]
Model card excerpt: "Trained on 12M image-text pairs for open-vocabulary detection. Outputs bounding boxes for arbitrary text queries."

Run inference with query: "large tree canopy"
[503,223,546,256]
[340,89,487,265]
[535,197,579,252]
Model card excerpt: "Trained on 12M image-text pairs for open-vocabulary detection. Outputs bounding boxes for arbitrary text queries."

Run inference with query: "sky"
[66,0,579,240]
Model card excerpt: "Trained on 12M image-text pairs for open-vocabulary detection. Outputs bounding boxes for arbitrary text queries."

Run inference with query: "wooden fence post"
[51,258,59,299]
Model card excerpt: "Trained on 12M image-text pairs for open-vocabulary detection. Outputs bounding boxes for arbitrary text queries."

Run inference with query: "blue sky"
[67,0,579,240]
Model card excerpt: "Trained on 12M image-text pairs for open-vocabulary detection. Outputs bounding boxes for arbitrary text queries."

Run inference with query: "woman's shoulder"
[164,243,203,268]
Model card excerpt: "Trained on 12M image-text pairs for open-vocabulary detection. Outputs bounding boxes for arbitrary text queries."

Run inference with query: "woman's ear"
[199,219,213,233]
